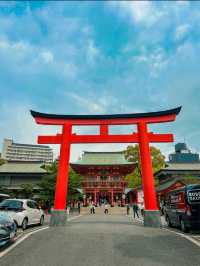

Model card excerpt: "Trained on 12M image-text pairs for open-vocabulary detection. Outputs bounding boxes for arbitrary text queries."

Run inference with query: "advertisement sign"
[187,189,200,204]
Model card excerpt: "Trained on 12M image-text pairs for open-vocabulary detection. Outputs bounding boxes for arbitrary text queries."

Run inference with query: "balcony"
[82,179,128,188]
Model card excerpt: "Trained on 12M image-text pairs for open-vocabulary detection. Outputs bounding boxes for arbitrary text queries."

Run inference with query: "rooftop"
[0,161,47,173]
[72,151,134,166]
[161,163,200,171]
[31,107,181,120]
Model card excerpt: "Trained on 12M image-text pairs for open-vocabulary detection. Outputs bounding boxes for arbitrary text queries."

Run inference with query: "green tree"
[0,158,6,166]
[20,183,34,198]
[182,175,200,184]
[38,161,83,205]
[124,145,165,188]
[68,167,83,201]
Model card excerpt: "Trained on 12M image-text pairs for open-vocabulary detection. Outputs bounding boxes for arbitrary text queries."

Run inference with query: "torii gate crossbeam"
[31,107,181,227]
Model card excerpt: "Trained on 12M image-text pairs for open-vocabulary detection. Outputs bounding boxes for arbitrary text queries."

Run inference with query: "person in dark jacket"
[78,201,81,214]
[126,203,130,215]
[132,202,139,218]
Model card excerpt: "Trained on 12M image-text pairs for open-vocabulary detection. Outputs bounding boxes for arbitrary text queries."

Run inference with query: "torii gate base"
[50,210,67,226]
[31,107,181,228]
[143,211,161,227]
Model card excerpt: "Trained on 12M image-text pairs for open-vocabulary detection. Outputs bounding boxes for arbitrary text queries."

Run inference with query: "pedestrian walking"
[67,204,70,216]
[92,203,95,214]
[132,202,139,218]
[78,201,81,214]
[126,203,130,215]
[140,202,144,216]
[104,203,109,214]
[89,202,95,214]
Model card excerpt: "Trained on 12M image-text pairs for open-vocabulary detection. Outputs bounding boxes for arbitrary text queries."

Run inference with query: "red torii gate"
[31,107,181,227]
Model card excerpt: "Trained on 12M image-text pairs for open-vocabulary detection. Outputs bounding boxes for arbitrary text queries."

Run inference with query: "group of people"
[89,202,109,214]
[126,202,143,218]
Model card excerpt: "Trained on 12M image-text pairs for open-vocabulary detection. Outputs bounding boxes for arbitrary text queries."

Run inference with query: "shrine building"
[71,151,136,206]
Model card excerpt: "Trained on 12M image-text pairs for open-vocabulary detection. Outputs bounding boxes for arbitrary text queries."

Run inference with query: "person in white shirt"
[104,203,109,214]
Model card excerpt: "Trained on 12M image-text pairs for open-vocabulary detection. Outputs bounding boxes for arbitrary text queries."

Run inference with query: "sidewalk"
[127,214,167,226]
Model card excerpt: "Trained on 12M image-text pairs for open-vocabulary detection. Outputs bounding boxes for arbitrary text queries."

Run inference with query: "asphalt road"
[1,214,200,266]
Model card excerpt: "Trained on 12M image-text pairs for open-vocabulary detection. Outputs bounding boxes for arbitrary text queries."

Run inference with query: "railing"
[82,180,128,188]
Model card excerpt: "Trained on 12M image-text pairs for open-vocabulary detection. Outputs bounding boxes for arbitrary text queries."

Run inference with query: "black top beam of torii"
[30,106,181,120]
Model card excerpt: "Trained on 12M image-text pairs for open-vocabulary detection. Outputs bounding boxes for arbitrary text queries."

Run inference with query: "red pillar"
[137,122,158,211]
[54,124,72,210]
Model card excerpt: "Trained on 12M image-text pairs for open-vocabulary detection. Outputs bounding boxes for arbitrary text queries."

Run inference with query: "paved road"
[1,214,200,266]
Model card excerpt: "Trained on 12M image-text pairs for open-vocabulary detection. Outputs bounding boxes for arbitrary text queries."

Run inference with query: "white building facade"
[1,139,53,163]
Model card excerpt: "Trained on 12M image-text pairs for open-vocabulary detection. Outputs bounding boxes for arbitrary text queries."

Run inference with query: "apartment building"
[1,139,53,163]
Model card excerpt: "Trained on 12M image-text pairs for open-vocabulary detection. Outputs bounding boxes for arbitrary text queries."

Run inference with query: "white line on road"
[127,215,200,249]
[0,226,49,259]
[164,228,200,248]
[0,214,83,259]
[68,214,82,221]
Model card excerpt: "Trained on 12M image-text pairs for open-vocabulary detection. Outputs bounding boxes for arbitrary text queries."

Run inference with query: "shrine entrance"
[70,151,135,207]
[31,107,181,227]
[98,191,109,205]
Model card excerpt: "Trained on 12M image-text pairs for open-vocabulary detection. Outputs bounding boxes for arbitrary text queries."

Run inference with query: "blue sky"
[0,1,200,161]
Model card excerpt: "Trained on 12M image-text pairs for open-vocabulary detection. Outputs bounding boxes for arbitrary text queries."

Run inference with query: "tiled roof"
[72,151,134,166]
[0,162,47,173]
[161,163,200,171]
[156,179,184,192]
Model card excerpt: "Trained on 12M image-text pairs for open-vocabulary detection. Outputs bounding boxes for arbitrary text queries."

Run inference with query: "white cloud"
[0,38,30,54]
[41,51,54,63]
[133,47,168,77]
[175,24,190,41]
[109,1,163,25]
[0,101,61,160]
[69,93,106,113]
[62,62,77,79]
[87,39,99,64]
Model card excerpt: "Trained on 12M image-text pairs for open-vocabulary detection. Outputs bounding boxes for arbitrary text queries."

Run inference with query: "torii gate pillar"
[138,122,161,226]
[31,107,181,227]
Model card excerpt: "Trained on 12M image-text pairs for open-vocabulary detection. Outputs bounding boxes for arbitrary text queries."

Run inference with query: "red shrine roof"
[71,151,134,166]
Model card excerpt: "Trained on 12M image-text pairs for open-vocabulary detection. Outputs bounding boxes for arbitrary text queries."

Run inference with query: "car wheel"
[166,216,173,228]
[21,218,28,230]
[39,215,44,226]
[180,219,189,233]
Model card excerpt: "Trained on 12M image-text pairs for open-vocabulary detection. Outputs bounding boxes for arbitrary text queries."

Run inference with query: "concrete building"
[156,143,200,199]
[0,161,47,193]
[1,139,53,163]
[168,143,200,164]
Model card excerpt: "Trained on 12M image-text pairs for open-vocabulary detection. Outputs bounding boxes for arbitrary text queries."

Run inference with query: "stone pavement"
[1,214,200,266]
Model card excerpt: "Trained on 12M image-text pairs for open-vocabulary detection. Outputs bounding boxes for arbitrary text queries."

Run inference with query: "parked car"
[0,199,45,230]
[0,212,16,247]
[165,184,200,232]
[0,194,10,203]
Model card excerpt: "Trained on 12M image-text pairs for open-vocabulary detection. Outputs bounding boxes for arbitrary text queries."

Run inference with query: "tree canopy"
[124,145,165,188]
[38,161,83,205]
[20,183,34,198]
[0,158,6,166]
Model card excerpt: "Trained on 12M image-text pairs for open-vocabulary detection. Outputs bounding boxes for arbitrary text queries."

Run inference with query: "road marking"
[68,214,82,221]
[164,228,200,248]
[0,214,82,259]
[127,215,200,248]
[0,226,49,259]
